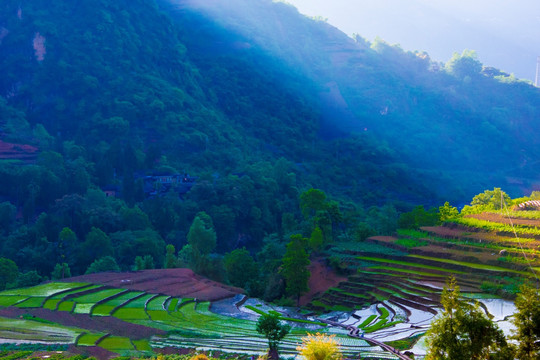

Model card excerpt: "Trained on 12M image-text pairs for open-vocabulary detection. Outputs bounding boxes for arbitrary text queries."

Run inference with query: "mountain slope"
[168,0,540,202]
[0,0,438,209]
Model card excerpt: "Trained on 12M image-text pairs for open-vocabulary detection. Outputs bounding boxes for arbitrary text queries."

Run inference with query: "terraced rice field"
[0,275,401,359]
[2,213,535,359]
[308,216,540,348]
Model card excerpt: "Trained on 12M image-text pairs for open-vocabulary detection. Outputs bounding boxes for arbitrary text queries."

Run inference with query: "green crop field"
[0,283,88,298]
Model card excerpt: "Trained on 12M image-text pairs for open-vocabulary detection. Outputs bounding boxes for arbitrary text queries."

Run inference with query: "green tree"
[186,212,217,274]
[512,284,540,360]
[398,205,439,229]
[426,277,513,360]
[16,270,42,288]
[86,256,120,274]
[81,227,114,268]
[51,263,71,280]
[445,50,483,80]
[309,226,324,251]
[439,202,459,222]
[164,244,177,268]
[281,234,310,305]
[0,202,16,235]
[255,312,291,360]
[470,188,511,211]
[223,247,258,289]
[121,206,151,230]
[0,257,19,290]
[188,212,217,256]
[58,227,77,266]
[134,255,154,270]
[300,188,327,219]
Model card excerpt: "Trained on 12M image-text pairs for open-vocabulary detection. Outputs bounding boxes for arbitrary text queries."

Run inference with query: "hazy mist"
[285,0,540,82]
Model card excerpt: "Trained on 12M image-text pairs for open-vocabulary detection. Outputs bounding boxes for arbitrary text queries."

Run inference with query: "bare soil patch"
[63,268,244,301]
[67,344,118,360]
[300,258,347,306]
[421,226,471,238]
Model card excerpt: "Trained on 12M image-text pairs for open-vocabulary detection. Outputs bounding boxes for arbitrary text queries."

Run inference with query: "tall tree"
[164,244,177,269]
[300,188,327,219]
[512,284,540,360]
[439,202,459,222]
[426,277,513,360]
[0,257,19,290]
[281,234,310,306]
[187,212,217,256]
[185,212,217,273]
[255,312,291,360]
[224,247,258,290]
[308,226,324,252]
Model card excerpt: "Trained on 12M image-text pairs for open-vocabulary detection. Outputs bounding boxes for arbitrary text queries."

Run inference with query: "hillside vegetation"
[1,0,540,318]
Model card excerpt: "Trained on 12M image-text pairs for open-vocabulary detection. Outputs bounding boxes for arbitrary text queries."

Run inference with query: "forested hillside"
[1,0,539,287]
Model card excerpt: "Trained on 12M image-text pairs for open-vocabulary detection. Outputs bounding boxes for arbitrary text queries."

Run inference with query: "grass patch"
[77,333,106,346]
[167,298,179,312]
[133,339,152,351]
[395,237,428,248]
[244,305,266,315]
[43,299,60,310]
[122,294,154,308]
[377,306,390,319]
[358,315,377,328]
[92,304,115,316]
[72,288,125,304]
[73,303,94,314]
[0,296,27,307]
[98,336,134,351]
[146,295,169,311]
[15,297,46,308]
[147,310,174,321]
[385,332,425,350]
[364,320,401,333]
[113,308,148,320]
[57,301,75,312]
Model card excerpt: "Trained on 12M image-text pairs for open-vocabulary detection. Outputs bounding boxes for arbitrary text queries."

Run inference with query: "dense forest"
[1,0,540,297]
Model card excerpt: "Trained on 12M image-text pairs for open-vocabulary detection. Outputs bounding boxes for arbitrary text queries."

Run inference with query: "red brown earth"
[0,307,166,339]
[63,268,244,301]
[299,258,347,306]
[0,139,39,161]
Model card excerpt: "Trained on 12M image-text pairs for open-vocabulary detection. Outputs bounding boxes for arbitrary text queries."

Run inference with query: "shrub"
[190,354,209,360]
[297,333,342,360]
